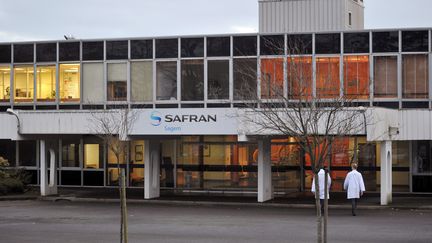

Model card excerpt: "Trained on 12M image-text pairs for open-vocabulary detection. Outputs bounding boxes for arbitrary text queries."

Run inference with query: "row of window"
[0,54,429,103]
[2,137,424,192]
[0,30,431,64]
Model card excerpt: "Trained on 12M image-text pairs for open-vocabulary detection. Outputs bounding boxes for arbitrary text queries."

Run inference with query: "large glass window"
[107,140,127,186]
[107,63,127,101]
[107,142,126,165]
[260,35,284,56]
[106,41,128,60]
[161,140,175,188]
[402,54,429,99]
[391,142,410,192]
[315,34,341,54]
[61,171,81,186]
[287,34,313,55]
[288,56,312,99]
[84,137,103,169]
[374,56,397,98]
[261,58,283,99]
[271,140,302,191]
[0,140,16,167]
[0,66,10,102]
[36,65,56,102]
[83,171,104,186]
[82,42,104,61]
[233,36,257,56]
[316,57,340,98]
[14,66,34,102]
[129,140,145,187]
[402,31,429,52]
[18,141,37,167]
[207,37,230,57]
[208,60,229,100]
[59,42,80,61]
[181,38,204,58]
[233,58,257,100]
[0,45,11,63]
[176,136,257,190]
[343,55,369,99]
[62,139,80,167]
[131,61,152,102]
[13,44,34,63]
[413,141,432,174]
[36,43,56,62]
[372,31,399,53]
[412,141,432,192]
[156,39,178,59]
[59,64,80,102]
[131,40,153,59]
[181,60,204,101]
[130,140,145,187]
[344,32,370,53]
[83,63,104,103]
[156,61,177,100]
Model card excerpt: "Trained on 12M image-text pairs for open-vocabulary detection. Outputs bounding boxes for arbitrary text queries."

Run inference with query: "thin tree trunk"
[118,162,123,243]
[324,170,329,243]
[121,168,128,243]
[314,174,323,243]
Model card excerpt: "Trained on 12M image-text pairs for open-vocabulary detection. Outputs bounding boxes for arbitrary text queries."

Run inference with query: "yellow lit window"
[36,65,56,102]
[84,144,101,169]
[60,64,80,102]
[0,66,11,102]
[14,66,34,102]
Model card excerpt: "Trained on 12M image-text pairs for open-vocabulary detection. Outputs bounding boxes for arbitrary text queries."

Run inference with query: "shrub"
[0,178,25,194]
[0,160,31,195]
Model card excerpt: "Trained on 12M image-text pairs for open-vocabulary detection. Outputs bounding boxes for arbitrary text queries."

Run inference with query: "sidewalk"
[23,187,432,210]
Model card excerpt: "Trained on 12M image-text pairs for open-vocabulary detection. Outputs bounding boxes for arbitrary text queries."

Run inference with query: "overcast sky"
[0,0,431,42]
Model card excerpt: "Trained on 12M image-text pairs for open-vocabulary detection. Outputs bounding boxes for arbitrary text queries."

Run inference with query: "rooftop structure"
[259,0,365,33]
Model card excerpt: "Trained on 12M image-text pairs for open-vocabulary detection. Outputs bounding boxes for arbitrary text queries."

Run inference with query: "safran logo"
[150,111,162,126]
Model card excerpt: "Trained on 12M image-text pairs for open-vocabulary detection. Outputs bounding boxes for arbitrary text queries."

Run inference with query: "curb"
[0,196,38,201]
[38,196,432,211]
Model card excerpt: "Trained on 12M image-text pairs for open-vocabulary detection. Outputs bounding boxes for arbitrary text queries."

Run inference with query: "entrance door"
[160,140,175,188]
[412,141,432,192]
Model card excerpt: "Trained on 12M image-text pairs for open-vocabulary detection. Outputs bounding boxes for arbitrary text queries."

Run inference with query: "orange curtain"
[344,55,369,99]
[316,57,340,98]
[261,58,284,99]
[287,56,312,99]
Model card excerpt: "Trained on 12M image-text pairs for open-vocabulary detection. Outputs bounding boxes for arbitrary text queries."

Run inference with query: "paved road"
[0,200,431,243]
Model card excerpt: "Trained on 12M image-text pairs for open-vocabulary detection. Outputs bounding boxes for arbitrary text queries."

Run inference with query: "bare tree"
[236,36,368,243]
[89,106,138,243]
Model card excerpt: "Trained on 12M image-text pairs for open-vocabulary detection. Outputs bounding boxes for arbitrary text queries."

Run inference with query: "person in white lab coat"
[311,168,331,214]
[343,163,366,216]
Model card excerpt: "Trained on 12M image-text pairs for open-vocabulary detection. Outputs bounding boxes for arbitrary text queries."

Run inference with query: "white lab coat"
[311,169,331,199]
[343,169,366,199]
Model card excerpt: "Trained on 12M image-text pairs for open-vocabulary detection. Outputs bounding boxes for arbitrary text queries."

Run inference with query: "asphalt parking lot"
[0,200,431,243]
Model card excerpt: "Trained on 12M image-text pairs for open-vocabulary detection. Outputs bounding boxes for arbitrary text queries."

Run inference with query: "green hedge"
[0,160,31,195]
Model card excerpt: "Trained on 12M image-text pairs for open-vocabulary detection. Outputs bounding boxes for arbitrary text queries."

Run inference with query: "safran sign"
[132,108,238,135]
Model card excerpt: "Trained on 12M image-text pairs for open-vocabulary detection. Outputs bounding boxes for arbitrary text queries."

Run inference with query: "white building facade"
[0,0,431,205]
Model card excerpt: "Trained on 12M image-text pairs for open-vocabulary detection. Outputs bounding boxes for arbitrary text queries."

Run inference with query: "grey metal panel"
[259,0,364,33]
[0,114,20,140]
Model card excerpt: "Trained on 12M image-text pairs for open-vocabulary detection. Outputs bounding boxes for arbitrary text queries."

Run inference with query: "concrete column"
[40,140,58,196]
[380,140,392,205]
[258,138,273,202]
[144,139,160,199]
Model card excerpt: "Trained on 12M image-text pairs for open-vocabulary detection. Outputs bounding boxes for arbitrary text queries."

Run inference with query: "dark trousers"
[320,199,324,214]
[351,198,358,214]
